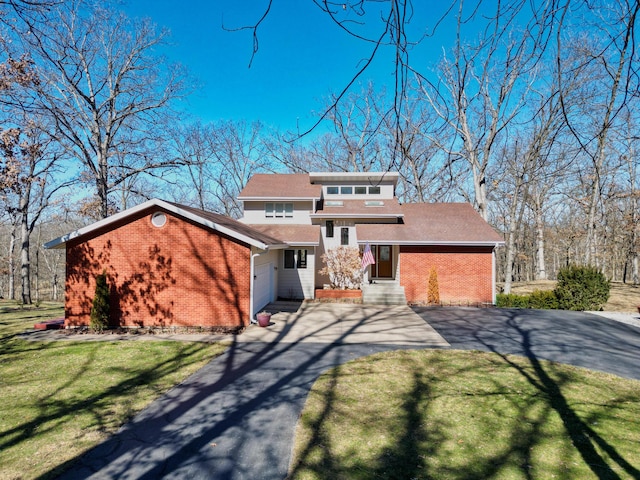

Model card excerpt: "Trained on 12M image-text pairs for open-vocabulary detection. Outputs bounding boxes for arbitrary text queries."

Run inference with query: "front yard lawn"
[0,302,227,480]
[290,349,640,479]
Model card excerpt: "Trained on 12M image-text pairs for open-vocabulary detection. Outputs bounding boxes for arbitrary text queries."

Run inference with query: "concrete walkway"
[56,303,448,480]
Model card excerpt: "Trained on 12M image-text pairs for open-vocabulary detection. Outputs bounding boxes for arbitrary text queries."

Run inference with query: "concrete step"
[362,283,407,305]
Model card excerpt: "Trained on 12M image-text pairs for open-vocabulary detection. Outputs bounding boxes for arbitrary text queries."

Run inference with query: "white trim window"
[266,202,293,218]
[284,249,307,269]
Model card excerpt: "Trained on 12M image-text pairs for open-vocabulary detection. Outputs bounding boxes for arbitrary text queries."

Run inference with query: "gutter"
[249,250,263,325]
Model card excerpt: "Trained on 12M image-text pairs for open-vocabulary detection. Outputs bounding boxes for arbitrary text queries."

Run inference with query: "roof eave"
[238,196,321,202]
[356,240,504,246]
[44,199,278,251]
[311,213,404,219]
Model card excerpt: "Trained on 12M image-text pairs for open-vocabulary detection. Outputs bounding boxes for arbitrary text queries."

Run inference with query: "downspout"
[249,250,262,325]
[492,245,497,305]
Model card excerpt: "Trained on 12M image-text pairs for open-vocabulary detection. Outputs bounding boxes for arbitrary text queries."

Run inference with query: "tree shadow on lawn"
[33,305,640,480]
[48,306,425,479]
[288,308,640,479]
[0,338,215,479]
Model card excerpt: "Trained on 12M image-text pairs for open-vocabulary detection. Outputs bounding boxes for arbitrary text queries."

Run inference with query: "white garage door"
[253,263,273,314]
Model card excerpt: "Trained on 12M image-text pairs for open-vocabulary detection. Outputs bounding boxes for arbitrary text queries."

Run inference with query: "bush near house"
[427,267,440,304]
[90,271,110,332]
[320,246,362,290]
[496,290,558,309]
[497,265,610,311]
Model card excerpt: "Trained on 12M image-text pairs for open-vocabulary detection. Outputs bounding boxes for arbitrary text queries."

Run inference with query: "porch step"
[362,282,407,306]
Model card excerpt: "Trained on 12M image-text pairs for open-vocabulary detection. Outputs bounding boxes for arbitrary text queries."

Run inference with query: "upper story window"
[326,220,334,237]
[326,185,383,195]
[265,202,293,218]
[341,227,349,245]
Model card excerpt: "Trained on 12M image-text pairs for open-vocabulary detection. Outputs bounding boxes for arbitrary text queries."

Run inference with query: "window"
[341,227,349,245]
[297,249,307,269]
[284,250,295,269]
[285,203,293,217]
[355,186,367,194]
[151,212,167,228]
[326,220,334,238]
[340,186,353,194]
[266,202,293,218]
[275,203,284,217]
[368,186,381,194]
[327,186,339,195]
[284,249,307,269]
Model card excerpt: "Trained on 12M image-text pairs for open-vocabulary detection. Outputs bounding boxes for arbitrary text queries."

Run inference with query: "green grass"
[0,301,227,480]
[290,350,640,480]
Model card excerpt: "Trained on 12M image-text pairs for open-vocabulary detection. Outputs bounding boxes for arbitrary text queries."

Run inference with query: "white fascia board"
[44,199,163,250]
[356,240,505,247]
[44,199,276,251]
[309,172,399,185]
[310,213,404,219]
[238,196,321,202]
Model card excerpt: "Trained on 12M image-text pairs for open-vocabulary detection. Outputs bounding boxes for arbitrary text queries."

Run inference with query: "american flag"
[361,243,375,270]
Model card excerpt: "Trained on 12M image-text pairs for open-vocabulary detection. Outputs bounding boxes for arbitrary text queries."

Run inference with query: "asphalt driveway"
[413,306,640,381]
[55,304,640,479]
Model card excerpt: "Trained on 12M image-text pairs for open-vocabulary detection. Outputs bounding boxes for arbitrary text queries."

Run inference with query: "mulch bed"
[56,325,245,336]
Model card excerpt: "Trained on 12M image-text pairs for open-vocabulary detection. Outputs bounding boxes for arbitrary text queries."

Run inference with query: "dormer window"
[340,186,353,194]
[327,186,339,195]
[266,202,293,218]
[368,186,381,194]
[355,186,366,194]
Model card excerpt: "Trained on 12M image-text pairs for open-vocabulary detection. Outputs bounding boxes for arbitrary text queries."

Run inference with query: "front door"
[373,245,393,278]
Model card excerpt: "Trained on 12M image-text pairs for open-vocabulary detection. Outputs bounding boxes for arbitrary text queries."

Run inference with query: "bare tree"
[170,120,271,217]
[556,0,640,265]
[15,0,189,218]
[0,115,66,304]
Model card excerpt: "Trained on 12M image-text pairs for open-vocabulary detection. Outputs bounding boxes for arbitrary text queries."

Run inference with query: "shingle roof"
[356,203,504,245]
[312,198,404,217]
[238,174,322,199]
[45,199,288,250]
[245,224,321,245]
[168,203,286,246]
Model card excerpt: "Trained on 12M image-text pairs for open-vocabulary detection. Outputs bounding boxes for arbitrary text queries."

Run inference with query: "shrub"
[90,272,110,332]
[554,264,610,311]
[427,267,440,304]
[528,289,559,309]
[496,293,530,308]
[320,246,362,290]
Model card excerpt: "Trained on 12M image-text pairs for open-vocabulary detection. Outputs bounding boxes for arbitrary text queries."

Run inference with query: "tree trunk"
[8,227,16,300]
[534,194,547,280]
[20,201,31,305]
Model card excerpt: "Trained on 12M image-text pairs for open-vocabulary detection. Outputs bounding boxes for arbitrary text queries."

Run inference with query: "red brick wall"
[65,208,251,328]
[399,246,495,304]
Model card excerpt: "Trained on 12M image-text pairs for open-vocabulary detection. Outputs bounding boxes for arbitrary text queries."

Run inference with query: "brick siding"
[399,245,495,304]
[65,208,251,328]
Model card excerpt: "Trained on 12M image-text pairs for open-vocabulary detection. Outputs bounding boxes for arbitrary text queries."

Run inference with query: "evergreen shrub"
[90,272,110,332]
[553,264,610,311]
[427,267,440,304]
[528,289,559,309]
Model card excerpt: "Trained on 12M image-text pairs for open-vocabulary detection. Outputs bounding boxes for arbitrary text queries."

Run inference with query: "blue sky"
[123,1,459,136]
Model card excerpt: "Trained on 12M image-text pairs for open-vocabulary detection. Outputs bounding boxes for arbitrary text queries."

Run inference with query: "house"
[46,172,503,328]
